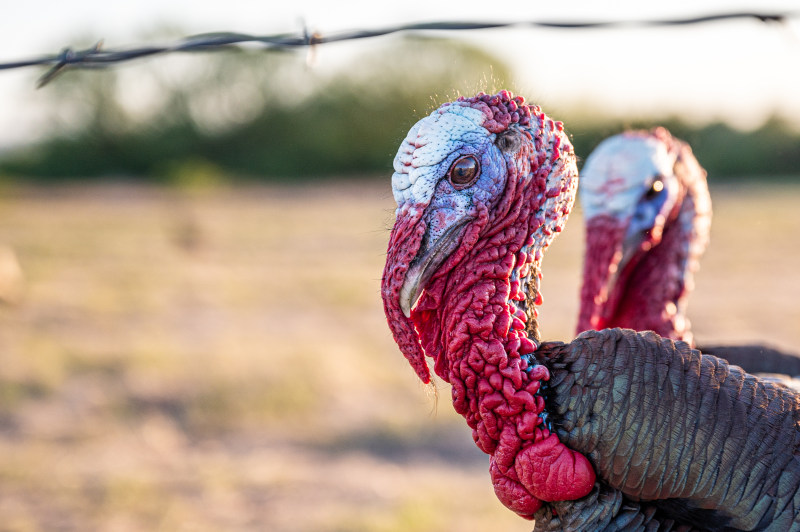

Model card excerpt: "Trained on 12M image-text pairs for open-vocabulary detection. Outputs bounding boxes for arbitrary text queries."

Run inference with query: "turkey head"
[381,91,593,518]
[577,127,711,342]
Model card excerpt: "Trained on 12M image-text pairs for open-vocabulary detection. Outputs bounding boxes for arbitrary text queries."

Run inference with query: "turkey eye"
[645,178,664,200]
[449,156,480,189]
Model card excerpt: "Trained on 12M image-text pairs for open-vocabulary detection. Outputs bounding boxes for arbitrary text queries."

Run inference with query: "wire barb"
[0,10,796,87]
[36,40,104,88]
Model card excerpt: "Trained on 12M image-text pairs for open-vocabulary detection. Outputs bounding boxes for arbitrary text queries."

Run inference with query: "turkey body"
[381,93,800,530]
[698,344,800,377]
[539,328,800,531]
[577,128,800,378]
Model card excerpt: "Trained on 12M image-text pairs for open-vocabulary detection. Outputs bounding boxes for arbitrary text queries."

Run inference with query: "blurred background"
[0,1,798,530]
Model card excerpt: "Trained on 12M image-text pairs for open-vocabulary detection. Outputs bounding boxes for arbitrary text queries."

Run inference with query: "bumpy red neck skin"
[577,130,711,345]
[382,92,594,518]
[577,215,626,333]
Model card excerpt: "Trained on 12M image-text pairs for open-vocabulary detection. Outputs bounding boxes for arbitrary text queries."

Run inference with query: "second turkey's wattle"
[381,91,594,517]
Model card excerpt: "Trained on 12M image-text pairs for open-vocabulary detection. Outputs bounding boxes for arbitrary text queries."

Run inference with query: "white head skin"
[580,133,679,224]
[392,104,493,211]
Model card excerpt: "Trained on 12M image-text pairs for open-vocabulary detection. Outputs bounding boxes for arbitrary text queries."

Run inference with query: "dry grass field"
[0,180,797,531]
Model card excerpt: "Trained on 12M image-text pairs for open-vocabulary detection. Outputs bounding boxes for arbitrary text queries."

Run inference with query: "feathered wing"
[535,328,800,531]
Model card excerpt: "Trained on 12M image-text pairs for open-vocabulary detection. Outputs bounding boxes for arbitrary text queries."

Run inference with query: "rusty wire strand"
[0,11,796,87]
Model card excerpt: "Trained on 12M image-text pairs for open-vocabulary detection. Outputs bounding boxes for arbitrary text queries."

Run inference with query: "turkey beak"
[607,213,661,297]
[613,230,646,287]
[399,215,473,318]
[618,178,673,273]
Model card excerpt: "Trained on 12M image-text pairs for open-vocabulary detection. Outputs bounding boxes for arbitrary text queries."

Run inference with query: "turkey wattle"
[577,128,800,376]
[381,93,800,530]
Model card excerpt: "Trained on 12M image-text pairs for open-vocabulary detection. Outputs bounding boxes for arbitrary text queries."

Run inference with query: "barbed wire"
[0,10,797,88]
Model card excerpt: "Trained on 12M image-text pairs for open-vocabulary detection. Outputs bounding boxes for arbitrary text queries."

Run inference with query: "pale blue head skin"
[391,103,509,315]
[392,103,507,214]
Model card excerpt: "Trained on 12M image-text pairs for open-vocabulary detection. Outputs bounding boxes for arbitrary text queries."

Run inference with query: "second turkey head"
[577,127,711,342]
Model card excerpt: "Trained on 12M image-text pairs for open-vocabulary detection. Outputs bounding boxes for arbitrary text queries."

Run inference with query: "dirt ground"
[0,180,797,531]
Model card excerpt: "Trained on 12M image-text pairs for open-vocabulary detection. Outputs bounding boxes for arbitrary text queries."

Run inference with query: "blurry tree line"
[0,35,798,183]
[565,114,800,183]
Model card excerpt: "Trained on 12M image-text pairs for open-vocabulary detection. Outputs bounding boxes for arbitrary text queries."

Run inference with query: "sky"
[1,0,799,145]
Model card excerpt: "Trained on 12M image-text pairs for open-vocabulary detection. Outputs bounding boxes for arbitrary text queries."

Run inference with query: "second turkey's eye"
[449,155,480,189]
[645,178,664,200]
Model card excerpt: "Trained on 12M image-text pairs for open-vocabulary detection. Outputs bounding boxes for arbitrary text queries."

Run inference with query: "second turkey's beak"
[604,212,662,305]
[617,178,674,277]
[399,215,473,318]
[610,230,648,290]
[614,202,668,287]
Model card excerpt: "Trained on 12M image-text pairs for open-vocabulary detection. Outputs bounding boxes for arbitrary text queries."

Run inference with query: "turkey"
[381,91,800,530]
[577,128,800,377]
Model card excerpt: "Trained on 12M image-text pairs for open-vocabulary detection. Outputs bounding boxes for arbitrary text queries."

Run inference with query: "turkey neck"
[410,221,549,453]
[595,181,707,344]
[606,197,698,341]
[410,212,595,516]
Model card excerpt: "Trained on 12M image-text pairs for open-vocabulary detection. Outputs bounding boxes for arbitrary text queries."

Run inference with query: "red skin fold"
[577,215,627,333]
[382,205,430,382]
